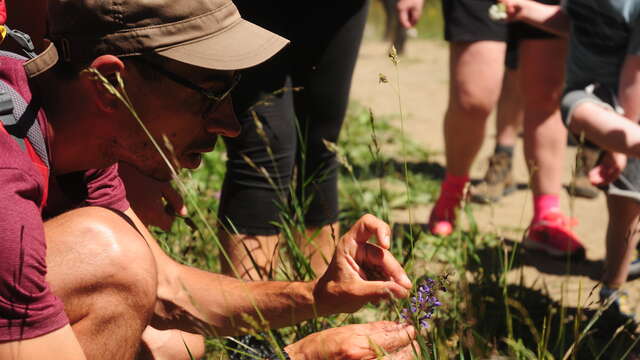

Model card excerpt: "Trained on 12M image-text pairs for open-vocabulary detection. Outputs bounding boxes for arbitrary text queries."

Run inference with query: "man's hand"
[397,0,423,29]
[284,321,417,360]
[313,214,412,315]
[589,151,627,186]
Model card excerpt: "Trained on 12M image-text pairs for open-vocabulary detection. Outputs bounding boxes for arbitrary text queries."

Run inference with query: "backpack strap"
[0,89,25,151]
[0,59,49,167]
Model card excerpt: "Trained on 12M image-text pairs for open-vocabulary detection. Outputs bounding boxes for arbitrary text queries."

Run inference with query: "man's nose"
[206,97,241,137]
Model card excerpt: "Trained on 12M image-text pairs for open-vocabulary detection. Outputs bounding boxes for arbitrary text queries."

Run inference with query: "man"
[0,0,417,359]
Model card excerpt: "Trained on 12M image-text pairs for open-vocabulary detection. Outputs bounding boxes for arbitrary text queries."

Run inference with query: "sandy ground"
[349,39,640,311]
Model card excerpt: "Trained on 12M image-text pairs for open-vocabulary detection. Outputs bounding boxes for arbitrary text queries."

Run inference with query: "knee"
[46,207,157,321]
[521,83,563,114]
[449,85,496,120]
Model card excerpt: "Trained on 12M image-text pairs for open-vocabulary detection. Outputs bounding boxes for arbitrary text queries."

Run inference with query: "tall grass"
[93,17,640,359]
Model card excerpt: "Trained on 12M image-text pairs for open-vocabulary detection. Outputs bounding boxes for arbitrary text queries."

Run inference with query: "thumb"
[588,164,609,186]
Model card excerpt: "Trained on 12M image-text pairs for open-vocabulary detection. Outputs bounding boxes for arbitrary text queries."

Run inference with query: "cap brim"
[155,18,288,71]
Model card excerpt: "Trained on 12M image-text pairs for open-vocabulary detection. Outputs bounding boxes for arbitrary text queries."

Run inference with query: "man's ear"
[82,55,126,113]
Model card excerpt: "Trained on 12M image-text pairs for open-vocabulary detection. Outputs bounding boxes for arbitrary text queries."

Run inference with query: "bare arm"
[500,0,570,37]
[125,208,411,336]
[569,55,640,157]
[568,56,640,184]
[0,325,86,360]
[618,55,640,121]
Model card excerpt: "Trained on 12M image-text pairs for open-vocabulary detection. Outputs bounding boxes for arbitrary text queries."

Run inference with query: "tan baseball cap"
[30,0,288,75]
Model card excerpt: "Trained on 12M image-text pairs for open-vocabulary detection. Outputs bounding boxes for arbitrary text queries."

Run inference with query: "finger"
[357,244,412,288]
[363,322,416,354]
[348,214,391,248]
[398,9,411,29]
[350,280,411,302]
[162,183,187,216]
[409,7,422,27]
[384,341,421,360]
[588,165,609,186]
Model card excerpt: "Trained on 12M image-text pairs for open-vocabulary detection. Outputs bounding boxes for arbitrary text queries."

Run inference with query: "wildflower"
[401,277,446,330]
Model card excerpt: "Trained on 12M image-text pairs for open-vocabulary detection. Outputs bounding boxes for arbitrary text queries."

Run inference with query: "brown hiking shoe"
[567,147,599,199]
[470,152,516,204]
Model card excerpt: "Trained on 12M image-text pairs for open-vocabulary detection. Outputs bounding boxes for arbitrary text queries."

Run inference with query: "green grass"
[94,30,640,358]
[366,0,444,40]
[150,97,640,358]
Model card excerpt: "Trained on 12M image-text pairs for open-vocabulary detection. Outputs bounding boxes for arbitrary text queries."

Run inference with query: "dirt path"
[349,39,640,311]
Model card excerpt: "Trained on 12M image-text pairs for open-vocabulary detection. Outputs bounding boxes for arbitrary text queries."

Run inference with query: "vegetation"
[96,8,640,357]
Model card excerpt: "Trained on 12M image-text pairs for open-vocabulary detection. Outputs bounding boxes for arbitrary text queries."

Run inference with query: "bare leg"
[0,325,86,360]
[602,195,640,288]
[220,232,280,280]
[429,41,505,233]
[45,207,157,360]
[220,222,339,280]
[469,68,523,204]
[496,68,523,148]
[444,41,506,177]
[298,222,340,276]
[519,38,567,196]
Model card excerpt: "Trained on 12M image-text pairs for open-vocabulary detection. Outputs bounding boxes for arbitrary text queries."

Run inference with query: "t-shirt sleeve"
[0,167,68,341]
[83,163,130,212]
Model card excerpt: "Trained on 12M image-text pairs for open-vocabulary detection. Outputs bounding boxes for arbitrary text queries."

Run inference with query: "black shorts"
[442,0,559,45]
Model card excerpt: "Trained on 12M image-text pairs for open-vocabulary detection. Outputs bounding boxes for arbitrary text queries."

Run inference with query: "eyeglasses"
[133,57,241,119]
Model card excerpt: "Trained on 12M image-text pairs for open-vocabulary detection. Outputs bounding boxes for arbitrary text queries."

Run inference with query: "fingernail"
[401,274,411,286]
[383,235,390,245]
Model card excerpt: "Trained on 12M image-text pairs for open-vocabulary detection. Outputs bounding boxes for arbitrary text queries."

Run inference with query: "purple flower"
[401,277,447,330]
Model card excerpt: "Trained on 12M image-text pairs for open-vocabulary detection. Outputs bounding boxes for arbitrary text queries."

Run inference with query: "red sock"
[533,194,560,223]
[431,173,469,221]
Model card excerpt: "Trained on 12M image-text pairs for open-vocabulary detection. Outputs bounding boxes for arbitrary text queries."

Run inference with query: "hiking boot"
[523,210,586,259]
[567,147,600,199]
[470,152,516,204]
[596,286,637,332]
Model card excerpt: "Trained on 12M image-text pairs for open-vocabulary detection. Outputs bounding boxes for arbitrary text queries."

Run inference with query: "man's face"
[117,58,240,181]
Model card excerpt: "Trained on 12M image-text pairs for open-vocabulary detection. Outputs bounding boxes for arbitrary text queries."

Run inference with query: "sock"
[495,144,514,158]
[533,194,560,223]
[431,173,469,221]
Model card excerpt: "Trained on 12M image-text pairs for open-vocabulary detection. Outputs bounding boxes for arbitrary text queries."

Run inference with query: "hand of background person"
[588,151,627,186]
[498,0,530,21]
[119,162,187,231]
[313,214,412,315]
[397,0,423,29]
[284,321,418,360]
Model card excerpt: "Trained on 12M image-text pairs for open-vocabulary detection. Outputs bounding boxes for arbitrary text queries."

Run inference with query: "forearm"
[123,208,325,336]
[155,265,322,336]
[514,1,569,37]
[569,102,640,157]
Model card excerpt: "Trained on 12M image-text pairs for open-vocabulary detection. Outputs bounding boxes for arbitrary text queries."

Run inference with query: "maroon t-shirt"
[0,54,129,341]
